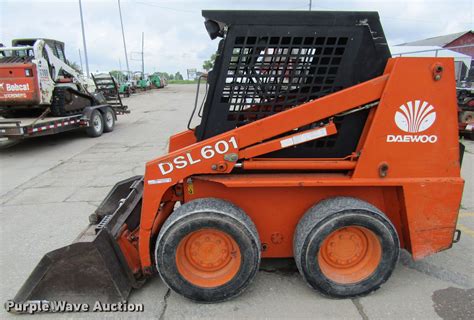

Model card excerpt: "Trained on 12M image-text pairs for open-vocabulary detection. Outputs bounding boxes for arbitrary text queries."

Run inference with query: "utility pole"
[141,32,145,78]
[309,0,312,11]
[78,48,83,74]
[118,0,130,79]
[78,0,90,77]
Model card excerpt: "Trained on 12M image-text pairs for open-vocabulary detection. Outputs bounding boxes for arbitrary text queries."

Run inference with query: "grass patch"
[168,80,198,84]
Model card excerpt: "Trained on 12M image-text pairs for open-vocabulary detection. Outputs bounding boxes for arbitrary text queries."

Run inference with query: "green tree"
[110,70,126,82]
[203,53,217,72]
[68,61,82,74]
[157,72,170,80]
[175,72,184,81]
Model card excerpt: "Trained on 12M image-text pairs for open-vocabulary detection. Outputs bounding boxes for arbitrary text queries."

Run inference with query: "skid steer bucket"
[12,176,144,305]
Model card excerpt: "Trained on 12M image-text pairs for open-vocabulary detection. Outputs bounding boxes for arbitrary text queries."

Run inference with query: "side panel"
[401,181,464,259]
[0,63,40,105]
[354,58,461,179]
[352,57,463,259]
[185,180,404,258]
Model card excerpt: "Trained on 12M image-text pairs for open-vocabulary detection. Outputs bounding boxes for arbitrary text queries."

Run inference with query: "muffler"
[11,176,145,305]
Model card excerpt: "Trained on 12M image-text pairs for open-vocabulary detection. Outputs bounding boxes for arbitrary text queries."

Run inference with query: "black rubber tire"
[155,198,261,303]
[103,108,115,133]
[85,110,104,137]
[294,197,399,298]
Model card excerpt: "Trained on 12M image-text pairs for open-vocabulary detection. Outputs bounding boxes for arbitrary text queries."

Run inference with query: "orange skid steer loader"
[12,10,464,305]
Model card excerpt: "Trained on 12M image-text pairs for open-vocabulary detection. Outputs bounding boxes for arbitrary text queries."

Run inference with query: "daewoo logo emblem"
[394,100,436,133]
[387,100,438,143]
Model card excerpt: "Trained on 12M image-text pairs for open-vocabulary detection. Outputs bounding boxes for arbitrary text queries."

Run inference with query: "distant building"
[398,31,473,81]
[398,31,473,58]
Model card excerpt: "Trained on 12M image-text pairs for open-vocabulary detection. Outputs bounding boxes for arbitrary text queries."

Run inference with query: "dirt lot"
[0,84,473,319]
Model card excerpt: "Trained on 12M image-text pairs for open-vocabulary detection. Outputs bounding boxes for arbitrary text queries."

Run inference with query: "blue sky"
[1,0,472,77]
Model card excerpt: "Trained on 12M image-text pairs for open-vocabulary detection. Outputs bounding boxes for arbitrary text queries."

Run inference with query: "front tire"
[294,197,399,298]
[155,198,261,302]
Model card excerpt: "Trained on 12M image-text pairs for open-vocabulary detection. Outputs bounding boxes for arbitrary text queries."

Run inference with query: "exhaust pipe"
[11,176,145,306]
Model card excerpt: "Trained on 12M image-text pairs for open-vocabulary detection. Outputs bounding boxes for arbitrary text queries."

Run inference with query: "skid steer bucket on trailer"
[12,176,144,305]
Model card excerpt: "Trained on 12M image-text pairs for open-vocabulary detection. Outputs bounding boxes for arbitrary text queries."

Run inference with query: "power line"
[134,1,472,28]
[300,1,473,26]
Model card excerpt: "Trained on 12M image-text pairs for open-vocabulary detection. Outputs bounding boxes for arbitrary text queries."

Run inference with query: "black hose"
[198,80,209,118]
[187,74,208,130]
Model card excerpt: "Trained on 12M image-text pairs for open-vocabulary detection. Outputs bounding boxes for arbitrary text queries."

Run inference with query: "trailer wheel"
[103,108,115,133]
[155,198,260,302]
[86,110,104,137]
[294,197,399,298]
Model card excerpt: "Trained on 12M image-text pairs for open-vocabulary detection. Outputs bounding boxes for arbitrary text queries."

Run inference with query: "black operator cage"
[195,10,391,158]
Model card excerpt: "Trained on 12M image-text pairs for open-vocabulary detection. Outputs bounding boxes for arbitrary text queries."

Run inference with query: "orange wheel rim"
[176,228,241,288]
[318,226,382,284]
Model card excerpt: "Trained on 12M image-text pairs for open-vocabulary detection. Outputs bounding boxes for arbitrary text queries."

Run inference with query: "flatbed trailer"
[0,104,124,147]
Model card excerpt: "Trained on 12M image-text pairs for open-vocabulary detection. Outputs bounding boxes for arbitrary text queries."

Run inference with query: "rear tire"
[155,198,261,302]
[85,110,104,137]
[103,108,115,133]
[294,197,399,298]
